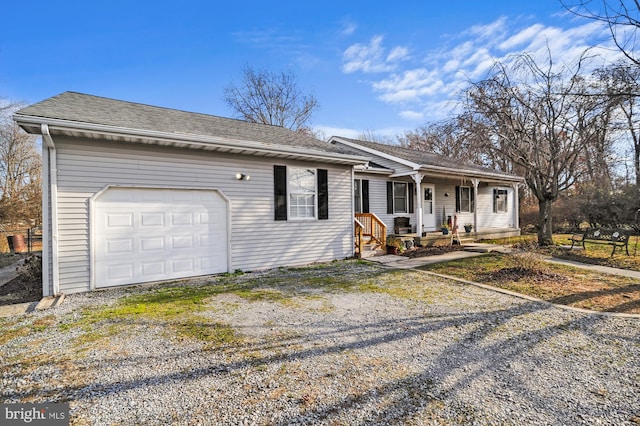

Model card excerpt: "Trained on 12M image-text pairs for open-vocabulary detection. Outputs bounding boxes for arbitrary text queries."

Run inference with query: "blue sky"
[0,0,623,139]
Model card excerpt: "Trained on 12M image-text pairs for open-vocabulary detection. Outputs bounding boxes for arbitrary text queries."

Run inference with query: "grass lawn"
[420,234,640,314]
[481,233,640,271]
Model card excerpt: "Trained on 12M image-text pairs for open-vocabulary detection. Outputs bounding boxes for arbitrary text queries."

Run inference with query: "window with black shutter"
[274,165,287,221]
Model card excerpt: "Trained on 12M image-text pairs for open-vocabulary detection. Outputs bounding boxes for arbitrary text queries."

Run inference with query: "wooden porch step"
[359,243,386,258]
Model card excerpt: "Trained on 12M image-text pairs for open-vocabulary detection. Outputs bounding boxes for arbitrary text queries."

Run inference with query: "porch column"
[412,173,424,235]
[472,178,479,232]
[512,182,520,230]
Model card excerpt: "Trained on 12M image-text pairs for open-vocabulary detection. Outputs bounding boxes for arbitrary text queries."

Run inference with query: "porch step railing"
[354,218,364,257]
[355,213,387,255]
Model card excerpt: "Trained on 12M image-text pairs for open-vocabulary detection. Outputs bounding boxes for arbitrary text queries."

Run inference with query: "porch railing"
[355,213,387,250]
[354,218,364,258]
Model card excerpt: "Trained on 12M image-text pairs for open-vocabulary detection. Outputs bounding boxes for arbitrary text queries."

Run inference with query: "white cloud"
[499,24,546,51]
[399,110,424,121]
[342,35,410,73]
[341,15,626,127]
[340,20,357,37]
[373,69,444,102]
[387,46,410,62]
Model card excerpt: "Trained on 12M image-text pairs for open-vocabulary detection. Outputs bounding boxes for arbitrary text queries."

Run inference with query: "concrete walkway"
[545,257,640,279]
[368,243,640,280]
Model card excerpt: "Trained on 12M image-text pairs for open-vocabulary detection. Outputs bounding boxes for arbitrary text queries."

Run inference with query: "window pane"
[289,168,316,193]
[290,194,315,218]
[354,179,362,213]
[495,189,508,213]
[289,168,317,219]
[393,182,407,213]
[460,187,470,213]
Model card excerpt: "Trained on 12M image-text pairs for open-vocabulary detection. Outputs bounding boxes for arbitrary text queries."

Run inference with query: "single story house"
[15,92,522,296]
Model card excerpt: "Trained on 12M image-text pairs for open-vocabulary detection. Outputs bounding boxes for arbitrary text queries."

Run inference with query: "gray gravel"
[1,260,639,425]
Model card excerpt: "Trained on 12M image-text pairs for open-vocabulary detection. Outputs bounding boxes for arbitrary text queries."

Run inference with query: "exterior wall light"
[235,173,251,181]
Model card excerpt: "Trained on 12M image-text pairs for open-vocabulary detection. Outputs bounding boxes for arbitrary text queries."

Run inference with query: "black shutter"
[386,181,393,214]
[470,187,475,213]
[317,169,328,220]
[455,186,461,212]
[362,180,370,213]
[493,188,497,213]
[274,165,287,221]
[408,182,415,213]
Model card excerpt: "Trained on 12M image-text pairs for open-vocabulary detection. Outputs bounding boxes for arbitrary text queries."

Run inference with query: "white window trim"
[459,186,472,213]
[354,179,363,214]
[393,182,408,214]
[288,167,317,220]
[494,188,509,214]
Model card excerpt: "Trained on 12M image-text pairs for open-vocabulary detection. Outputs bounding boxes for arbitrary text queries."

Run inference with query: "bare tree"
[594,62,640,184]
[562,0,640,66]
[0,108,41,227]
[461,51,612,245]
[397,117,505,169]
[223,66,319,132]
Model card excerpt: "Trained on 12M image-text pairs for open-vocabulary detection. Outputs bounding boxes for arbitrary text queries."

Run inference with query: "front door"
[422,184,436,231]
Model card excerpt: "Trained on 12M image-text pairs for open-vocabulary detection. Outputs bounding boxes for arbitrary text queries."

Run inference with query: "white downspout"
[513,182,520,231]
[41,124,60,296]
[472,179,479,233]
[411,173,424,236]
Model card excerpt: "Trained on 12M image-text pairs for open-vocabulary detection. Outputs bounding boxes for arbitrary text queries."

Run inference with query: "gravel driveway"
[1,260,639,425]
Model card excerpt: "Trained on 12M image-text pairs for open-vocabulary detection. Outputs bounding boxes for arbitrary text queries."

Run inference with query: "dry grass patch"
[421,253,640,313]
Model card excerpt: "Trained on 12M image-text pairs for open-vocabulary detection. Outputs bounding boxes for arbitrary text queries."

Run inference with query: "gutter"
[14,115,369,167]
[41,124,60,297]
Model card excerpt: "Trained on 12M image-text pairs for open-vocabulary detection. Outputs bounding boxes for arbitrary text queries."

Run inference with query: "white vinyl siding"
[53,137,354,294]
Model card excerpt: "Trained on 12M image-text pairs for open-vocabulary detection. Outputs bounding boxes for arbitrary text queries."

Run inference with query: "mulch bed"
[401,245,464,259]
[0,255,42,306]
[0,275,41,306]
[481,266,565,283]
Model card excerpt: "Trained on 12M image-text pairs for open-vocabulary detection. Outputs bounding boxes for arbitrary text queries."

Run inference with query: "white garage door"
[93,187,228,288]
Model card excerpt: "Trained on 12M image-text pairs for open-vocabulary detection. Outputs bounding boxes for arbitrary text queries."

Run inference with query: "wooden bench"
[569,228,632,256]
[393,217,412,234]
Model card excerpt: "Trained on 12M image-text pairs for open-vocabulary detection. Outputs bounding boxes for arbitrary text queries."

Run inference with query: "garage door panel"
[106,263,135,281]
[141,237,164,251]
[106,238,134,255]
[141,261,166,277]
[141,212,164,227]
[171,212,193,226]
[106,213,134,229]
[94,188,228,288]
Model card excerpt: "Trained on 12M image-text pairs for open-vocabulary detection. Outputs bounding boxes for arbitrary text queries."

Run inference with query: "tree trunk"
[537,198,554,246]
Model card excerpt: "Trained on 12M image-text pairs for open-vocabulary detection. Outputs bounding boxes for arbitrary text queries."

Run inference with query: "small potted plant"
[386,236,405,255]
[464,223,473,233]
[440,223,450,235]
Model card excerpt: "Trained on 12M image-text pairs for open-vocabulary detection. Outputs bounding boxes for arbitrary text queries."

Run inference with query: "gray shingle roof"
[333,136,520,180]
[16,92,352,155]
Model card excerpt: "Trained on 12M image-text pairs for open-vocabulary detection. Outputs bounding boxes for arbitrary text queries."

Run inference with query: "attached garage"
[91,187,229,288]
[14,92,367,295]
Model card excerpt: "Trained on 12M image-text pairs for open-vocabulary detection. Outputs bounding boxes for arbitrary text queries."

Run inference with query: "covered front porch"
[405,227,521,247]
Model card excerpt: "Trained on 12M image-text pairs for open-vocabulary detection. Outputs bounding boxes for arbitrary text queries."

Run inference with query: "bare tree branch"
[222,66,319,132]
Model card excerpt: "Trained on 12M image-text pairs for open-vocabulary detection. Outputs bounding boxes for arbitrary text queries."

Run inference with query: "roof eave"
[15,115,369,166]
[329,136,421,169]
[418,164,523,182]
